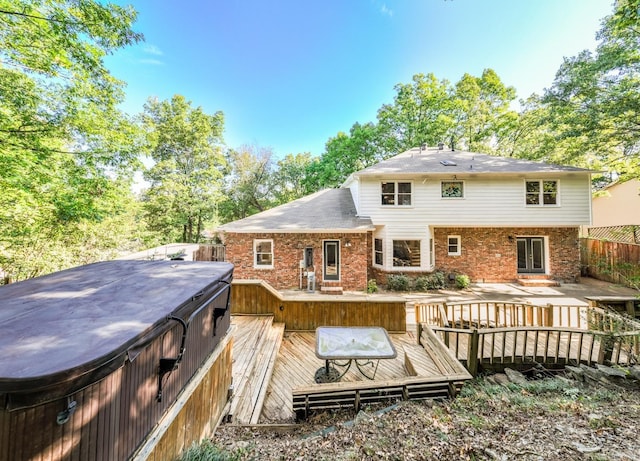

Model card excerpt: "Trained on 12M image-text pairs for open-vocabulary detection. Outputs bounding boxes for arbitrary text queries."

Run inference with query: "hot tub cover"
[0,260,233,394]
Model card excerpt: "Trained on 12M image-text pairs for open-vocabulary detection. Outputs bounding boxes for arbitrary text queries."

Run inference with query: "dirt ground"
[209,375,640,461]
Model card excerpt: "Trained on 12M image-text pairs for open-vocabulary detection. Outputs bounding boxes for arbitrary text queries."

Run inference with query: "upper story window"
[254,239,273,268]
[441,180,464,198]
[381,181,412,206]
[526,180,558,206]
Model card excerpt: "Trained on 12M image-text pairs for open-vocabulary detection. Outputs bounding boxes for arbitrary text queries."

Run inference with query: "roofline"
[217,227,374,234]
[353,170,595,178]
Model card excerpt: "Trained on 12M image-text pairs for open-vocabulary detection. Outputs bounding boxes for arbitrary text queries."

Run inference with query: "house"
[217,146,594,291]
[589,178,640,228]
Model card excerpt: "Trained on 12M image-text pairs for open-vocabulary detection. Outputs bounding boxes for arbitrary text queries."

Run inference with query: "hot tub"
[0,260,233,461]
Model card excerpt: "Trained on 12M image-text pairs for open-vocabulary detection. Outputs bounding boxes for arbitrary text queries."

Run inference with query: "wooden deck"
[225,315,471,424]
[416,300,640,375]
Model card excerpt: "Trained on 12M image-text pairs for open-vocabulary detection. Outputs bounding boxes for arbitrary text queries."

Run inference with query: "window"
[381,181,412,206]
[447,235,461,256]
[254,239,273,268]
[526,180,557,205]
[374,238,383,265]
[441,181,464,198]
[393,240,420,267]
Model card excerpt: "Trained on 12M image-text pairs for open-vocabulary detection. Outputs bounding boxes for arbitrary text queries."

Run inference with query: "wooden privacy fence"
[416,300,640,376]
[580,237,640,288]
[231,280,407,332]
[193,244,226,262]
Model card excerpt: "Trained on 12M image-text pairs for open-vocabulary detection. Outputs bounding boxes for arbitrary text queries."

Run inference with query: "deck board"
[259,329,461,422]
[226,316,470,424]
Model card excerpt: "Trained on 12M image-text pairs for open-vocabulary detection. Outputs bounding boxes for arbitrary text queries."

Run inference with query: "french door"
[516,237,545,273]
[323,240,340,281]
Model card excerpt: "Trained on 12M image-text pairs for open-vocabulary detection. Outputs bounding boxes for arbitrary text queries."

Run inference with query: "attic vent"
[440,160,457,166]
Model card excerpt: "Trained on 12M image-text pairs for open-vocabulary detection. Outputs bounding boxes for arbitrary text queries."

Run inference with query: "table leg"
[354,359,380,380]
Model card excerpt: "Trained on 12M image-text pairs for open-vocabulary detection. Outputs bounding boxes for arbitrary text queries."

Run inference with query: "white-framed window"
[525,180,558,206]
[393,240,420,267]
[441,180,464,198]
[253,239,273,268]
[374,238,383,266]
[447,235,461,256]
[381,181,412,206]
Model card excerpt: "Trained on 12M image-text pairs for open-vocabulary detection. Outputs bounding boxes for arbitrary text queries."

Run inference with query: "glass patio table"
[314,326,397,383]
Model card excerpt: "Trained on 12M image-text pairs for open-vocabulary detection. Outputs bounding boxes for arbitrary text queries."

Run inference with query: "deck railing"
[416,301,640,375]
[415,301,590,329]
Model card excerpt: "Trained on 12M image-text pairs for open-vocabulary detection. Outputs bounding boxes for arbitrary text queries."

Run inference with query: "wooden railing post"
[467,329,479,377]
[545,304,554,327]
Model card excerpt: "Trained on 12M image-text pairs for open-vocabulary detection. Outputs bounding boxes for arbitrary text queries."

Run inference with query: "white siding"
[348,181,360,215]
[356,174,591,227]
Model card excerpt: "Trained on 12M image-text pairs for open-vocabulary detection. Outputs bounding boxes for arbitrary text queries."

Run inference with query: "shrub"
[427,271,446,289]
[387,274,410,291]
[455,274,470,289]
[413,276,430,292]
[366,279,378,293]
[413,272,446,291]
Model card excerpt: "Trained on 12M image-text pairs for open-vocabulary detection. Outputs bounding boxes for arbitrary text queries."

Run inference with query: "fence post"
[467,329,479,377]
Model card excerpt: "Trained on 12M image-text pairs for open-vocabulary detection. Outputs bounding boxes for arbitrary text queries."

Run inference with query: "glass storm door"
[517,237,545,273]
[323,240,340,281]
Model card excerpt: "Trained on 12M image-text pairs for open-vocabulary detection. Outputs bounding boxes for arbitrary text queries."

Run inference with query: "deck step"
[516,278,560,287]
[320,286,343,295]
[403,344,434,377]
[227,318,285,424]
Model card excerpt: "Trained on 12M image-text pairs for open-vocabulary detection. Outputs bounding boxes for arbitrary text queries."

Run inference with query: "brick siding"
[223,227,580,291]
[433,227,580,283]
[221,232,370,291]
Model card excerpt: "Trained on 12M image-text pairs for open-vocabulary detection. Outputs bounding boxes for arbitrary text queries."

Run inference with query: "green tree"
[272,152,314,203]
[450,69,518,153]
[0,0,144,281]
[543,0,640,179]
[219,145,274,222]
[142,95,226,243]
[304,122,384,191]
[376,73,453,153]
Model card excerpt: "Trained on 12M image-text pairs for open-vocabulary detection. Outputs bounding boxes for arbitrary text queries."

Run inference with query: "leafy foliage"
[305,70,519,193]
[387,274,410,291]
[455,274,471,289]
[414,271,446,291]
[0,0,145,281]
[142,95,226,243]
[542,0,640,180]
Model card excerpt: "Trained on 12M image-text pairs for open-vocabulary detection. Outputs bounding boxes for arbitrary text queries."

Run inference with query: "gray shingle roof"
[217,189,373,233]
[353,147,594,177]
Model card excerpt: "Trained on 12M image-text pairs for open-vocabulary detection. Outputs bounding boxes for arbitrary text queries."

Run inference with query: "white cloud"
[380,3,393,17]
[143,44,164,56]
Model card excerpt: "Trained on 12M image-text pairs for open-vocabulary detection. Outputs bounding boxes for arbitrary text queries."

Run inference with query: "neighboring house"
[217,146,593,291]
[588,178,640,229]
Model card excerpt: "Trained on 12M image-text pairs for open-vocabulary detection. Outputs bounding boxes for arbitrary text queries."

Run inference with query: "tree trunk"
[196,214,202,243]
[187,217,193,243]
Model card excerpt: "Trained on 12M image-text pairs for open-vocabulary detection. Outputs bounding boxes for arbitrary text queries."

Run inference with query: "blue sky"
[106,0,613,159]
